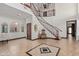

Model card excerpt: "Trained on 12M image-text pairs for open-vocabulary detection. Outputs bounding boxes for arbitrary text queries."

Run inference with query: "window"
[10,22,19,32]
[43,11,47,16]
[68,27,72,34]
[1,23,8,33]
[53,9,55,16]
[21,26,24,32]
[43,4,47,9]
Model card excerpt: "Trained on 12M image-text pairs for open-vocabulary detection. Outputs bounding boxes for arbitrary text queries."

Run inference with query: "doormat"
[26,43,60,56]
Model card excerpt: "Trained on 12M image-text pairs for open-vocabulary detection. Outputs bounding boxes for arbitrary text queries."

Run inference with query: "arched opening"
[1,23,8,33]
[10,22,19,32]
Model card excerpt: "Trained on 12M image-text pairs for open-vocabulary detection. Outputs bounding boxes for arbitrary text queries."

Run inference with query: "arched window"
[53,9,55,16]
[10,22,19,32]
[43,4,47,9]
[43,11,47,17]
[21,25,24,32]
[1,23,8,33]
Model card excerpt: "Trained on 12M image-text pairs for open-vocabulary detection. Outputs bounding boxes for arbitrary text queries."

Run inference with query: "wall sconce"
[15,22,18,25]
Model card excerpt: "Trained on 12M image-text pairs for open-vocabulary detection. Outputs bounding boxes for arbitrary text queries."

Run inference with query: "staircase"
[22,3,62,40]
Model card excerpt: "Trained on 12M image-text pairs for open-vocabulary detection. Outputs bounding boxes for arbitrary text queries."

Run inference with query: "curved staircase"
[21,3,62,40]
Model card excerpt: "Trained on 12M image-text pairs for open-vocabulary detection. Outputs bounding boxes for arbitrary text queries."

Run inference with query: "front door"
[72,23,76,37]
[27,23,31,40]
[66,20,76,39]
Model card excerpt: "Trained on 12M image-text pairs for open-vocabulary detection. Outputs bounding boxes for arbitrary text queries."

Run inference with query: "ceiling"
[0,3,31,20]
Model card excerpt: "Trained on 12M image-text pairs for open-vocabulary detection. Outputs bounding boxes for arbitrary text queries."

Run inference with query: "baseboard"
[29,37,60,41]
[0,37,26,42]
[61,37,67,39]
[9,37,26,41]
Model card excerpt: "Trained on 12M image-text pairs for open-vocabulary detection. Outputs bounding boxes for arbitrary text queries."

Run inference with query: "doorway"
[66,20,76,39]
[27,23,31,40]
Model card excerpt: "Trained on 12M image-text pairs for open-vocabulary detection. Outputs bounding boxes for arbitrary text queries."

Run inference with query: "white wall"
[0,16,26,41]
[31,3,77,39]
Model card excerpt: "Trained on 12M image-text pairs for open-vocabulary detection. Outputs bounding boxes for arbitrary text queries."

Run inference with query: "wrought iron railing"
[22,3,62,40]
